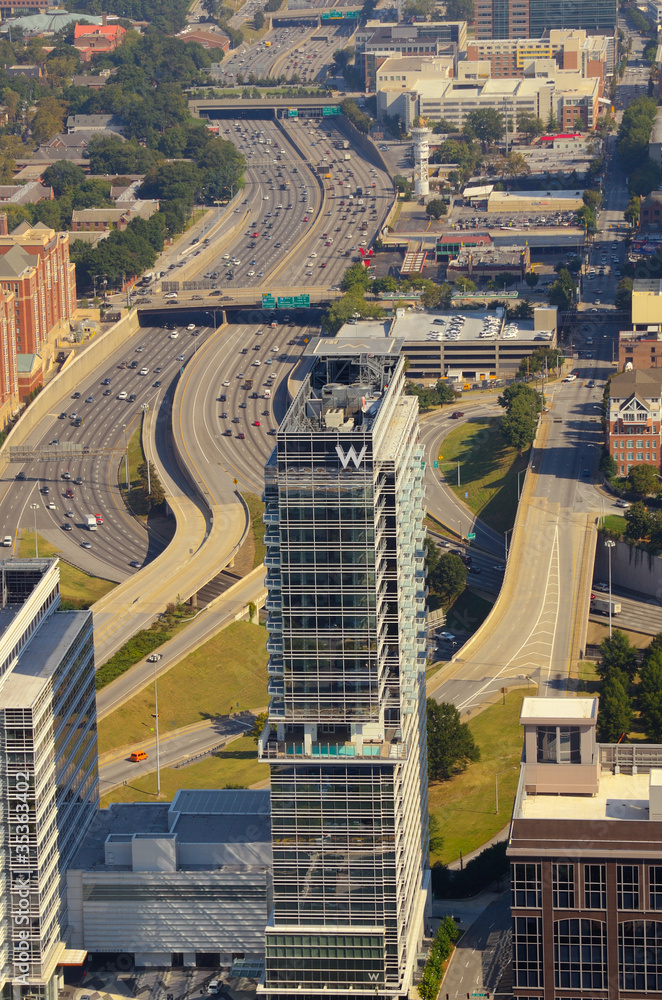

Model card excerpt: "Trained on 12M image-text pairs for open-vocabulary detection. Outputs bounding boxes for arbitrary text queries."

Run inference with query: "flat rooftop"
[0,610,90,709]
[520,696,597,722]
[518,771,650,822]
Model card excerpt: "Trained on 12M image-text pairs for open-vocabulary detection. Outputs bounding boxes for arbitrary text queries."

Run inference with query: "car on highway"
[238,432,246,439]
[61,523,73,531]
[46,501,56,510]
[450,411,464,419]
[253,420,261,426]
[103,388,111,396]
[187,323,196,331]
[117,391,128,400]
[81,541,92,549]
[59,411,67,419]
[65,488,74,499]
[139,368,148,376]
[594,581,609,592]
[94,514,103,525]
[164,292,178,299]
[129,751,148,762]
[615,499,631,509]
[15,471,25,480]
[147,653,162,662]
[436,631,456,642]
[85,395,94,403]
[168,331,179,340]
[40,486,50,494]
[494,564,505,571]
[72,392,81,399]
[129,560,141,568]
[65,509,74,518]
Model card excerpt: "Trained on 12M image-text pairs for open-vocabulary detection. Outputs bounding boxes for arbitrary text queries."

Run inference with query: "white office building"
[258,338,430,999]
[0,558,99,1000]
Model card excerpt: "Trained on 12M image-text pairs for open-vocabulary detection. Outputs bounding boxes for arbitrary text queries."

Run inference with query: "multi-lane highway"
[170,116,391,296]
[0,324,214,580]
[212,24,349,83]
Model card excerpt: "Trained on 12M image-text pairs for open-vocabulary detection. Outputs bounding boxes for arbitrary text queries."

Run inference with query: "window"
[537,726,580,764]
[584,865,606,909]
[513,863,541,907]
[513,916,543,987]
[553,864,575,908]
[617,865,640,910]
[554,918,607,989]
[637,453,644,461]
[650,868,662,910]
[619,920,662,990]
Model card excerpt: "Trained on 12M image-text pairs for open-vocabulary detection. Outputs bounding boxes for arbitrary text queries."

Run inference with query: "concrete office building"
[67,790,271,968]
[258,338,430,999]
[357,22,465,89]
[0,558,99,1000]
[509,697,662,1000]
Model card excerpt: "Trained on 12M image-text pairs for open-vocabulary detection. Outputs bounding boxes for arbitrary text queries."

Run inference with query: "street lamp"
[495,765,517,814]
[605,538,616,638]
[153,657,161,797]
[122,424,129,489]
[29,503,39,557]
[504,526,513,559]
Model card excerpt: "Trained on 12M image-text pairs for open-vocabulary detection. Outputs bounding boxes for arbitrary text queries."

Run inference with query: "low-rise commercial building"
[446,244,530,280]
[630,279,662,329]
[487,188,585,213]
[509,697,662,1000]
[358,21,465,89]
[73,22,126,62]
[67,789,271,968]
[606,368,662,475]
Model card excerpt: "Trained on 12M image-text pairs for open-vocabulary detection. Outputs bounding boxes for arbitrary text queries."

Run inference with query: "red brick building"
[606,368,662,477]
[0,220,77,368]
[73,23,126,62]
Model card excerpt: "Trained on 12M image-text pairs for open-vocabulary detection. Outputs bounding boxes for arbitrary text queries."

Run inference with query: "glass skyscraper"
[0,559,99,1000]
[258,337,430,999]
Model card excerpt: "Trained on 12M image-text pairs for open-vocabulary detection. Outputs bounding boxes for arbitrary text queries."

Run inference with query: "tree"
[639,650,662,741]
[341,262,370,292]
[444,0,474,17]
[428,812,444,856]
[436,380,460,404]
[454,276,476,293]
[427,700,480,782]
[30,96,66,144]
[500,394,538,454]
[517,346,564,379]
[340,98,372,134]
[253,8,265,27]
[548,267,576,312]
[498,382,542,413]
[421,281,452,309]
[597,629,639,683]
[624,499,652,540]
[583,188,603,212]
[625,195,641,226]
[248,710,268,742]
[597,671,633,742]
[505,151,530,176]
[628,464,659,496]
[516,111,545,141]
[525,272,539,288]
[42,161,86,197]
[430,552,466,605]
[462,108,504,150]
[545,110,559,132]
[615,277,634,312]
[425,198,447,220]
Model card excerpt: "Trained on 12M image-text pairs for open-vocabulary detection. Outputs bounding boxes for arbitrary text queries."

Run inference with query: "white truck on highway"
[591,598,621,615]
[84,515,97,531]
[344,153,351,160]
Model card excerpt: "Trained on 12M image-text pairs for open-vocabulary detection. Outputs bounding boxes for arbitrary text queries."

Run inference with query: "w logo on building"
[336,444,367,469]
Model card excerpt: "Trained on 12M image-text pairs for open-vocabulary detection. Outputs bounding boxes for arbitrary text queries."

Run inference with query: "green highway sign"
[433,460,438,468]
[262,294,276,308]
[277,296,294,308]
[467,532,476,540]
[287,107,298,118]
[322,105,341,116]
[293,294,310,307]
[346,9,359,15]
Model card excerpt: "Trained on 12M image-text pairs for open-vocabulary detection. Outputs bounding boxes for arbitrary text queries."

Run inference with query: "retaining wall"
[594,537,662,604]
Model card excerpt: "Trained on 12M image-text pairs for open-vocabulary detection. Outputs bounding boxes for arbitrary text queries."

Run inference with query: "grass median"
[100,734,268,807]
[429,690,526,864]
[97,621,268,754]
[19,531,116,609]
[438,416,528,535]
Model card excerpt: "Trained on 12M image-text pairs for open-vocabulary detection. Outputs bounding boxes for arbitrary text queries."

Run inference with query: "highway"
[212,24,349,83]
[0,323,214,580]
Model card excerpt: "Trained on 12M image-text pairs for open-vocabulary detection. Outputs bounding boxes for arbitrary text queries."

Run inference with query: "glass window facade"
[261,350,429,999]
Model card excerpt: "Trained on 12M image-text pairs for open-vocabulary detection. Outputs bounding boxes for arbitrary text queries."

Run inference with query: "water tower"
[412,125,431,197]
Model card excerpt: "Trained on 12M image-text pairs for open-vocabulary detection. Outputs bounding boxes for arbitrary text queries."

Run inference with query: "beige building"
[631,279,662,327]
[467,28,612,81]
[377,72,601,131]
[487,189,585,212]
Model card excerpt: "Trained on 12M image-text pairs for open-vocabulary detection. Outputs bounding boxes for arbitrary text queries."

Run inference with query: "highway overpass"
[189,96,347,119]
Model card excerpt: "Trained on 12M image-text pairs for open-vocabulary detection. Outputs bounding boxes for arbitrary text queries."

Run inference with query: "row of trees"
[616,94,661,196]
[498,383,542,455]
[620,500,662,544]
[595,630,662,743]
[418,917,461,1000]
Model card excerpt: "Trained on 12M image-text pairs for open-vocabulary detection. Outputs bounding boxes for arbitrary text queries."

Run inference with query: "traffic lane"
[98,715,254,793]
[1,324,211,576]
[440,892,511,997]
[589,590,662,636]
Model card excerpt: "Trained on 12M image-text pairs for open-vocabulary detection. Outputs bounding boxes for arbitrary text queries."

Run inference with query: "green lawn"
[123,424,148,519]
[97,621,268,754]
[439,417,528,534]
[242,491,266,568]
[603,514,626,535]
[429,691,526,865]
[19,531,116,609]
[100,735,268,807]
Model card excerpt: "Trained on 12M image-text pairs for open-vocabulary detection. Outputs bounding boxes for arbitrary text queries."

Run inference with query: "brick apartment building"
[617,280,662,374]
[510,697,662,1000]
[0,217,76,370]
[606,369,662,478]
